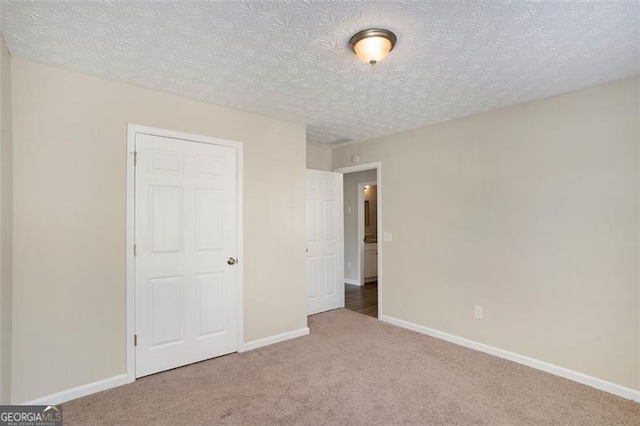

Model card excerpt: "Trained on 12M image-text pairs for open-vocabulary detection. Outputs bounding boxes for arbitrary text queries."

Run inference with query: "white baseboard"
[380,315,640,403]
[21,327,310,404]
[20,327,310,404]
[344,278,361,286]
[240,327,310,352]
[23,374,128,405]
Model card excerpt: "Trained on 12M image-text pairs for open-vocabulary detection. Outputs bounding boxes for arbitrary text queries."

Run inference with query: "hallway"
[344,281,378,318]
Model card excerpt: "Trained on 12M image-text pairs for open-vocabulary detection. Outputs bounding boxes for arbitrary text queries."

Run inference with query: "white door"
[135,133,239,378]
[306,169,344,315]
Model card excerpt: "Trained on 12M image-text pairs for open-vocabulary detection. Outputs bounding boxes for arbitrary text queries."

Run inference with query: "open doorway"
[335,163,381,319]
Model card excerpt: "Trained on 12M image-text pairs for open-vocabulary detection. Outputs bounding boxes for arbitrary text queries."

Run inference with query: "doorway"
[334,162,381,319]
[359,181,378,285]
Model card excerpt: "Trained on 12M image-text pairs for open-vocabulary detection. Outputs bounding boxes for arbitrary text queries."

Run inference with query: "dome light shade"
[349,28,397,65]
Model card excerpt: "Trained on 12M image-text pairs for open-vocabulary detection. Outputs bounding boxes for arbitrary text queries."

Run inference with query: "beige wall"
[11,59,307,403]
[343,169,377,282]
[306,143,332,171]
[334,76,640,390]
[0,32,12,404]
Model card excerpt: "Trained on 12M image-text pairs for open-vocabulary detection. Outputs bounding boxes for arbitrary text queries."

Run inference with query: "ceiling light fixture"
[349,28,397,66]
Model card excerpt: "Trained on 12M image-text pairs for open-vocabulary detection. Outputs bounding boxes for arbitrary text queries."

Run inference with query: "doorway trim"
[357,180,377,286]
[125,124,244,383]
[334,162,382,319]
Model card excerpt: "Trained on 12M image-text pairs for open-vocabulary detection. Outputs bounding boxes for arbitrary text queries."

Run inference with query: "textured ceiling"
[1,1,639,146]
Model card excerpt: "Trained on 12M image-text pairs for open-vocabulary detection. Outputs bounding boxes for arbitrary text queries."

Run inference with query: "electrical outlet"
[347,261,351,268]
[474,305,484,320]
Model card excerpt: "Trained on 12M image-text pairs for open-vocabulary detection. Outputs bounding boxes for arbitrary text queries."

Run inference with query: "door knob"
[227,257,237,265]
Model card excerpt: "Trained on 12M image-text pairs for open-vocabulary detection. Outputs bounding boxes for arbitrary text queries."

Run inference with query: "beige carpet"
[64,309,640,425]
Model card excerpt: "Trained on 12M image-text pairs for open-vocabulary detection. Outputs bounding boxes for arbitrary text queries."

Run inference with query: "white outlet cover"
[383,232,392,242]
[474,306,484,319]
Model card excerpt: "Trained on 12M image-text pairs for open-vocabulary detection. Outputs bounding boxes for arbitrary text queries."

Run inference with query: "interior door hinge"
[133,151,137,166]
[133,244,137,256]
[134,334,137,347]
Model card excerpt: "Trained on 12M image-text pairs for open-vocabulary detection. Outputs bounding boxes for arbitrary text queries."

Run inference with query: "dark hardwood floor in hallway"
[345,281,378,318]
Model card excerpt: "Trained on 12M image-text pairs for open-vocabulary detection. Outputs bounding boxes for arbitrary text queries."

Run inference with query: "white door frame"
[334,162,382,319]
[126,124,244,383]
[357,180,377,286]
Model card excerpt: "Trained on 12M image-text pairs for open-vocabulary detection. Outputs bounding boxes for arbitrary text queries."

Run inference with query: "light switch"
[383,231,392,242]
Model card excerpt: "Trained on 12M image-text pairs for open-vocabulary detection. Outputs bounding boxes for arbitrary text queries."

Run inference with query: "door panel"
[135,133,238,377]
[323,254,337,296]
[150,276,184,346]
[306,169,344,315]
[150,186,183,253]
[196,272,225,336]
